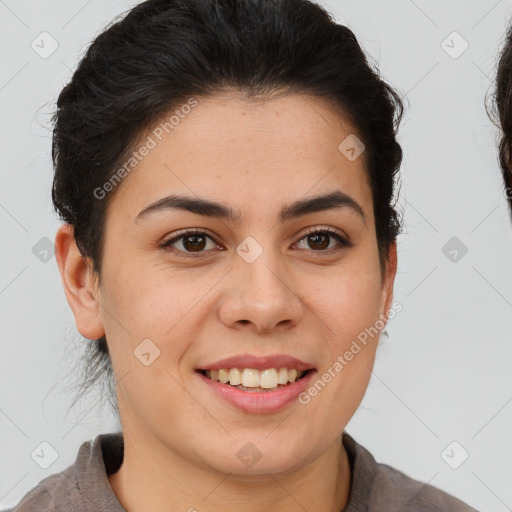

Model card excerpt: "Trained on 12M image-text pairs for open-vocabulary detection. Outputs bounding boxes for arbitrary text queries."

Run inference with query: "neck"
[107,429,352,512]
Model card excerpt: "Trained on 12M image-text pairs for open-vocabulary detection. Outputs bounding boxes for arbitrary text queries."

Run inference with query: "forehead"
[106,91,372,224]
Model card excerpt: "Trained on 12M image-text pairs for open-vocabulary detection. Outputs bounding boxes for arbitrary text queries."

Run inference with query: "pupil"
[184,235,206,252]
[309,233,329,250]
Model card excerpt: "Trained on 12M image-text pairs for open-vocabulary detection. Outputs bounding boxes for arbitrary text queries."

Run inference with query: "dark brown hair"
[489,22,512,214]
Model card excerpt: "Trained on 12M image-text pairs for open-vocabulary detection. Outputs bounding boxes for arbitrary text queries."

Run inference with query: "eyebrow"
[134,190,366,225]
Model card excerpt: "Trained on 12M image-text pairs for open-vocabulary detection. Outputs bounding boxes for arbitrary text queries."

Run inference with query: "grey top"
[5,431,478,511]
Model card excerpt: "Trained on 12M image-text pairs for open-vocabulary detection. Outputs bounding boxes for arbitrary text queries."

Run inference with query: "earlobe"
[54,224,105,340]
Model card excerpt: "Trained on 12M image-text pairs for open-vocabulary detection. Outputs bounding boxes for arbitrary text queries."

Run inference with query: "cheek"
[310,271,383,402]
[315,262,384,335]
[308,267,384,402]
[103,261,199,337]
[101,268,221,389]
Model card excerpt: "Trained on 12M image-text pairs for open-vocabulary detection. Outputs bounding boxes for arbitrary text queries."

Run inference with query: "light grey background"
[1,0,512,510]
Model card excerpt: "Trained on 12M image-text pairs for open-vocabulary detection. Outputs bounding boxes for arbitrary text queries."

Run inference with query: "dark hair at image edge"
[489,21,512,220]
[51,0,404,419]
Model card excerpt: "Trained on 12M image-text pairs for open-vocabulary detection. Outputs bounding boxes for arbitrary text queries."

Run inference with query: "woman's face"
[61,91,396,475]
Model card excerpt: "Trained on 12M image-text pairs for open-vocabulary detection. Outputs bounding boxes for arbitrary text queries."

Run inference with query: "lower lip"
[196,370,317,414]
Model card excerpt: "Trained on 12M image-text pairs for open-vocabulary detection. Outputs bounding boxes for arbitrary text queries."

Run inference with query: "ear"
[380,241,398,322]
[54,224,105,340]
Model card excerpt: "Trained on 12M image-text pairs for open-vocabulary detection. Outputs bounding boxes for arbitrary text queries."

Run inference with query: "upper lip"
[195,354,316,372]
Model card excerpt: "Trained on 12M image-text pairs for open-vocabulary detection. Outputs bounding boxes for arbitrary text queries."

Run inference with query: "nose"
[219,247,304,334]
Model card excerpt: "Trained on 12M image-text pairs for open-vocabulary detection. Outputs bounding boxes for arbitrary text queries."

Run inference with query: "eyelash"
[160,227,352,258]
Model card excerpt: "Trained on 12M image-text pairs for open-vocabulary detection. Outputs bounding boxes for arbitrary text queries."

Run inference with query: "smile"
[195,368,316,413]
[200,367,308,391]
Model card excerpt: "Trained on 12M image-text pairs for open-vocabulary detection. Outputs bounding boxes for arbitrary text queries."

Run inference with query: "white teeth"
[203,367,306,388]
[277,367,288,385]
[228,368,242,385]
[259,369,278,389]
[241,368,260,387]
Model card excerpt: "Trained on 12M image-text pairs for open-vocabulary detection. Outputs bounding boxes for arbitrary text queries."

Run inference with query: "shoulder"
[5,467,76,512]
[371,460,479,511]
[4,432,123,512]
[342,432,479,512]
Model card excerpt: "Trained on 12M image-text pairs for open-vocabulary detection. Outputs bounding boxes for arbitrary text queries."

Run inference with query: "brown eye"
[161,230,218,256]
[307,232,330,250]
[295,228,351,252]
[161,226,351,258]
[181,233,207,252]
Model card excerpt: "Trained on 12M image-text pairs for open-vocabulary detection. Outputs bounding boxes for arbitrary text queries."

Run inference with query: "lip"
[195,353,316,372]
[196,368,317,414]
